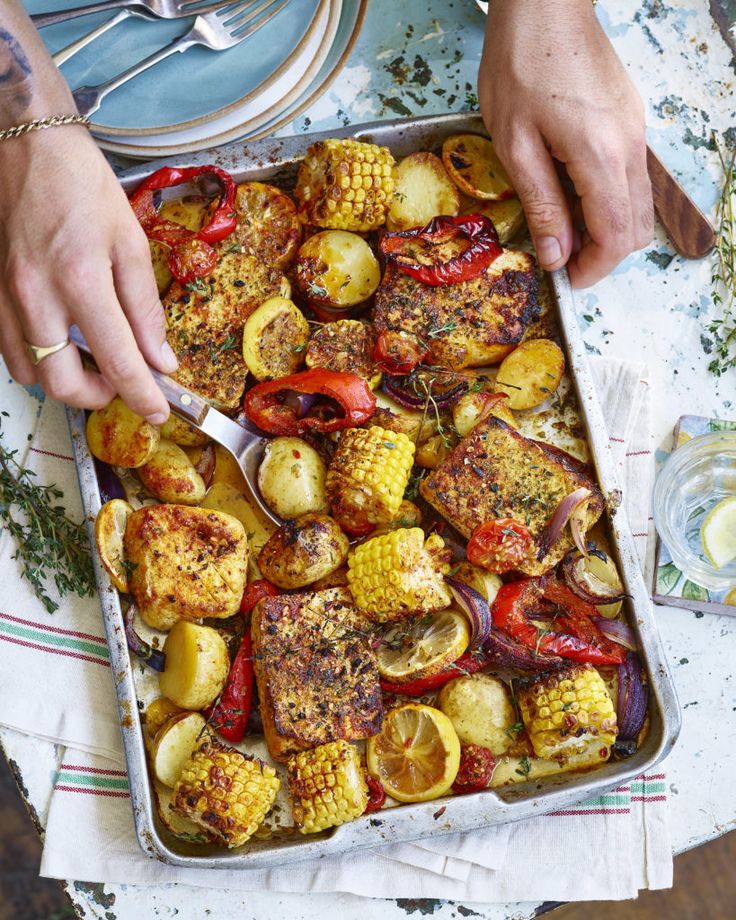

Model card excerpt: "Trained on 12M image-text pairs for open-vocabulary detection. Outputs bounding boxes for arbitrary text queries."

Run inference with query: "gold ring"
[25,337,70,366]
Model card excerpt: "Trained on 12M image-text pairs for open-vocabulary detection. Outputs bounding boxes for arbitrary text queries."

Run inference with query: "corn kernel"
[288,740,368,834]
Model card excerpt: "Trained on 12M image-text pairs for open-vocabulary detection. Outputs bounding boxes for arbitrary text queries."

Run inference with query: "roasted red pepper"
[244,369,376,436]
[379,647,492,697]
[467,518,533,574]
[129,165,238,283]
[452,744,496,795]
[380,214,502,287]
[240,579,279,616]
[373,330,429,376]
[206,632,254,744]
[364,774,387,814]
[491,577,626,666]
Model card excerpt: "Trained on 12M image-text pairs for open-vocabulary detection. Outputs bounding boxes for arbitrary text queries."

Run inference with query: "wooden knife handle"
[647,145,716,259]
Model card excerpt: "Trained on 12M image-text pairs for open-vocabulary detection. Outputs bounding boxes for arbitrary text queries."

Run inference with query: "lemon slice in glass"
[375,610,470,684]
[701,497,736,570]
[367,703,461,803]
[95,499,134,591]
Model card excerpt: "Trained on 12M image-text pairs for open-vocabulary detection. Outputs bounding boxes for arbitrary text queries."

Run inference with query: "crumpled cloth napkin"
[0,356,672,899]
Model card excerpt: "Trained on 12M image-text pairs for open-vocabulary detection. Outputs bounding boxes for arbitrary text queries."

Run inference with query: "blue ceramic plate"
[26,0,325,134]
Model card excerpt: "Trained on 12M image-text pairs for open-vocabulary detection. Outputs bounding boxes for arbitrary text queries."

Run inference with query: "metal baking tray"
[67,112,681,869]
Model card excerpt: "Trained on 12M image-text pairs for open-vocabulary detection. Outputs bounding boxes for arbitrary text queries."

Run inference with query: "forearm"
[0,1,75,128]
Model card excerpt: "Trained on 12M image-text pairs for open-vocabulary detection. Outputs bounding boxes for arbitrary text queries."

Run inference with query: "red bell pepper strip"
[243,369,376,436]
[491,578,626,666]
[380,647,492,697]
[206,632,254,744]
[467,518,533,574]
[380,214,502,287]
[373,330,429,376]
[363,774,387,814]
[240,579,279,616]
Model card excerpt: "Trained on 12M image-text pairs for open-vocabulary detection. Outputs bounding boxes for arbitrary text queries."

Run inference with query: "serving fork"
[68,326,281,526]
[72,0,290,117]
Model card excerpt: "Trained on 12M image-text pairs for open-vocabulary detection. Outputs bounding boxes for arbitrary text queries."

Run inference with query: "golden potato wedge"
[257,513,350,589]
[494,338,566,410]
[387,152,460,230]
[152,711,207,787]
[294,230,380,309]
[437,674,517,755]
[242,296,309,381]
[159,621,230,711]
[138,439,206,505]
[86,397,160,468]
[159,414,209,447]
[145,697,184,742]
[94,499,133,592]
[257,437,329,520]
[469,197,526,245]
[452,391,516,438]
[442,134,515,201]
[227,181,302,268]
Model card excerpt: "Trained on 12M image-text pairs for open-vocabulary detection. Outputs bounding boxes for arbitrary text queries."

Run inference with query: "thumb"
[497,133,573,271]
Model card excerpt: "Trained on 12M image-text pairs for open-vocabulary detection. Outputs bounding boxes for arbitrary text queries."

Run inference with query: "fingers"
[626,141,655,252]
[495,130,574,272]
[0,293,38,386]
[112,227,178,375]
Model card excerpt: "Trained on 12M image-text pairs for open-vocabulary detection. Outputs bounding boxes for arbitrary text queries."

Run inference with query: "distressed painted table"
[3,0,736,917]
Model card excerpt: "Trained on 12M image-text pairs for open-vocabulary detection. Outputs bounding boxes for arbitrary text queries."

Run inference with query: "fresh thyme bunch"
[708,135,736,377]
[0,413,95,613]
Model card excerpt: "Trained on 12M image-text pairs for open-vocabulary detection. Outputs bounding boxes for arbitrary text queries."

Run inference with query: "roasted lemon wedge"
[94,499,134,592]
[375,610,470,684]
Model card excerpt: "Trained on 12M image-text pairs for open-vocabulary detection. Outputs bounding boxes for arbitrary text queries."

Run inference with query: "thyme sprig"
[708,134,736,377]
[0,414,95,613]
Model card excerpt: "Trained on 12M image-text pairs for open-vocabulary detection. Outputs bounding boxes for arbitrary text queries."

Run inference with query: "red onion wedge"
[536,488,591,561]
[483,629,564,672]
[382,374,467,412]
[123,602,166,672]
[592,617,636,650]
[94,459,127,503]
[616,651,648,745]
[445,577,492,648]
[562,549,628,605]
[194,443,216,491]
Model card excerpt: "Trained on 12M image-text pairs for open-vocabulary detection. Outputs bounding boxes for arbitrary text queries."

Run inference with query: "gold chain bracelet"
[0,114,91,143]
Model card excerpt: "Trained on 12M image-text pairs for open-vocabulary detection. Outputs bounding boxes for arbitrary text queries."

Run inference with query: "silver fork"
[42,3,235,68]
[32,0,232,27]
[72,0,289,117]
[68,326,280,526]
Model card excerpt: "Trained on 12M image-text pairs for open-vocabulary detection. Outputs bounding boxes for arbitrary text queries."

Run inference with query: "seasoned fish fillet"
[372,249,539,368]
[124,504,248,630]
[252,588,383,762]
[163,251,289,410]
[420,416,604,576]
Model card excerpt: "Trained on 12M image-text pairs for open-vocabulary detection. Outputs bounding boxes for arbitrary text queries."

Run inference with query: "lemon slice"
[375,610,470,684]
[95,499,134,591]
[701,497,736,570]
[366,704,461,803]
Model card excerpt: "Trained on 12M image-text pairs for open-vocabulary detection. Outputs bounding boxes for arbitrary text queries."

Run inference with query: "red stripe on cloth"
[632,533,648,538]
[631,795,667,802]
[0,634,109,668]
[0,612,106,645]
[609,437,626,443]
[29,447,75,462]
[642,773,666,780]
[60,764,128,777]
[625,450,652,457]
[55,785,130,799]
[549,808,630,816]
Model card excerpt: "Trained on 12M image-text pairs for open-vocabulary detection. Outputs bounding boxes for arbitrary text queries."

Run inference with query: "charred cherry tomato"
[467,518,532,574]
[491,577,626,666]
[380,214,502,287]
[452,744,496,795]
[364,774,387,814]
[379,648,492,697]
[373,330,429,376]
[205,632,254,744]
[244,369,376,436]
[167,238,218,284]
[240,579,279,616]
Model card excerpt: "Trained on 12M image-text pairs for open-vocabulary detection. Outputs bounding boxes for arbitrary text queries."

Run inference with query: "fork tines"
[218,0,290,36]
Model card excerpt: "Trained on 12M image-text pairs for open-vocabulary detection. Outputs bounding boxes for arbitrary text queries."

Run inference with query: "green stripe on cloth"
[630,781,666,794]
[0,620,109,659]
[56,773,129,790]
[577,793,631,808]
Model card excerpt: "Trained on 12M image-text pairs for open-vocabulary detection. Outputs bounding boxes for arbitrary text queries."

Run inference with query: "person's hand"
[478,0,653,288]
[0,126,175,422]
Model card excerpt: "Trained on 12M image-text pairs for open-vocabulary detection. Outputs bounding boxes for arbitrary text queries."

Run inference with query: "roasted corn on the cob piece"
[347,528,453,621]
[288,740,368,834]
[172,740,280,847]
[326,426,415,527]
[295,139,396,231]
[517,664,618,762]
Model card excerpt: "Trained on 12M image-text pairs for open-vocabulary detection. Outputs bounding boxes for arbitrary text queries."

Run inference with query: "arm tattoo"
[0,28,33,117]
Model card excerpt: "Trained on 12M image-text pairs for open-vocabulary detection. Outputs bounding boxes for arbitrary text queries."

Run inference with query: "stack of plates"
[28,0,366,157]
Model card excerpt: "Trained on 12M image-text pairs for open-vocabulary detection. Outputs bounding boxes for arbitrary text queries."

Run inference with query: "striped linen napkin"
[0,357,673,897]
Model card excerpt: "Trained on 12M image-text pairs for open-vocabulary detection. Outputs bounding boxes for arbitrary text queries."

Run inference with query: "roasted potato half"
[242,296,309,381]
[257,513,350,589]
[227,181,302,268]
[159,414,209,447]
[257,437,329,520]
[152,711,207,788]
[86,397,160,468]
[159,621,230,710]
[138,439,206,505]
[442,134,515,201]
[472,197,525,245]
[452,391,516,438]
[387,152,460,230]
[305,319,380,388]
[437,674,517,755]
[495,339,565,410]
[294,230,380,309]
